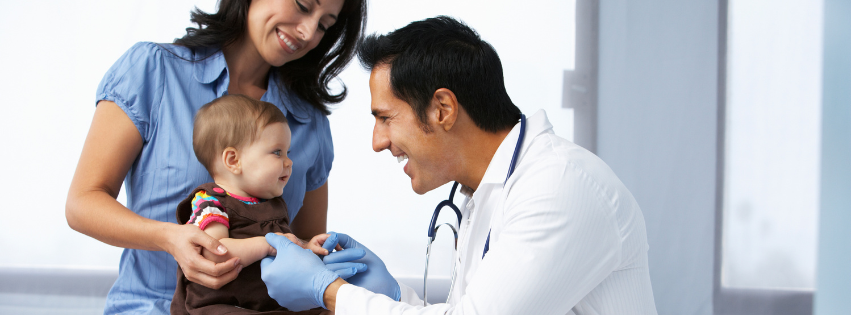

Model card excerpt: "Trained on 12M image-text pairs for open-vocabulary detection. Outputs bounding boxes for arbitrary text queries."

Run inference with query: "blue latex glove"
[260,233,340,311]
[321,232,368,280]
[327,261,367,280]
[322,232,401,301]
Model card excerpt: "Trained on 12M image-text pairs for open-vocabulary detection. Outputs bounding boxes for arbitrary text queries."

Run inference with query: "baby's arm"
[199,224,278,266]
[215,236,275,266]
[212,233,340,267]
[198,223,231,263]
[189,191,274,266]
[216,233,315,266]
[303,233,343,255]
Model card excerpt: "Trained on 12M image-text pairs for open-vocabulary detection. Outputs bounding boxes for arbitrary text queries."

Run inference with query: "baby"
[171,95,331,315]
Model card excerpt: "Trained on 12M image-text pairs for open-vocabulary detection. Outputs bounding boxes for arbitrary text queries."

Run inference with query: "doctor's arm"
[65,101,240,289]
[321,160,623,314]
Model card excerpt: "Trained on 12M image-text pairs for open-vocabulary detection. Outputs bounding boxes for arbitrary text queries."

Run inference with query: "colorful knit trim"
[226,192,261,205]
[195,206,230,230]
[187,191,230,230]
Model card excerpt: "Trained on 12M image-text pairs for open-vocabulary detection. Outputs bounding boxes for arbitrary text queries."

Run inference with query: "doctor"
[260,16,658,315]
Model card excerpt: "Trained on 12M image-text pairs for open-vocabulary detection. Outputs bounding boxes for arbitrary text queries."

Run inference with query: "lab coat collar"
[477,109,553,187]
[193,47,313,123]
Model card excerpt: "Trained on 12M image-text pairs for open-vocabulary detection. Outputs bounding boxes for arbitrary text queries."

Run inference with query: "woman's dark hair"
[357,16,521,133]
[175,0,367,115]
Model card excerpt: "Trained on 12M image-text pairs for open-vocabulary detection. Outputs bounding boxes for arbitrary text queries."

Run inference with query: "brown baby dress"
[170,182,324,315]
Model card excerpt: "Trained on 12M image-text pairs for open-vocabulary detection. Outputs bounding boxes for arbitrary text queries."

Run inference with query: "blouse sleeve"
[186,190,230,230]
[305,113,334,192]
[95,42,165,143]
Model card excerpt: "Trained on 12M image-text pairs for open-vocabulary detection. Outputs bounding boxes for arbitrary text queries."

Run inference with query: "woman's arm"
[65,101,241,289]
[291,182,329,240]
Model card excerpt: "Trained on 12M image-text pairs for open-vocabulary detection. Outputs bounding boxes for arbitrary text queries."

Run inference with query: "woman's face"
[246,0,345,67]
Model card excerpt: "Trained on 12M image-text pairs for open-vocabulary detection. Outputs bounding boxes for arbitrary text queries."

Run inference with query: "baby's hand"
[305,233,343,256]
[269,233,305,256]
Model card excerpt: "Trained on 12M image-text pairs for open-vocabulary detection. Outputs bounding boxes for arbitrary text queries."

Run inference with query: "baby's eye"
[273,150,282,157]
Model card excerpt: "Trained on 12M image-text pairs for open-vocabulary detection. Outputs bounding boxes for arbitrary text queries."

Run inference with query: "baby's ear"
[221,147,241,175]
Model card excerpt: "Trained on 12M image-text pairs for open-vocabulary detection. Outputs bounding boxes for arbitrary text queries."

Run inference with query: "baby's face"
[237,122,293,199]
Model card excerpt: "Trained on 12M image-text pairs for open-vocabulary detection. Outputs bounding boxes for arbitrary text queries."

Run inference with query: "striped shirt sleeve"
[186,190,229,230]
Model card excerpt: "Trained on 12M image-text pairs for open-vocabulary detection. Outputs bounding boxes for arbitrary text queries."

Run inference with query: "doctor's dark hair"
[174,0,367,115]
[357,16,521,132]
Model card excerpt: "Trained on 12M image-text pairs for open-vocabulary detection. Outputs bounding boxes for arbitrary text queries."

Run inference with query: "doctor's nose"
[372,124,389,153]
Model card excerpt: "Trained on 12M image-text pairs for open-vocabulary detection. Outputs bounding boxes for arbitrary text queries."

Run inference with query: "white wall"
[0,0,221,269]
[0,0,576,283]
[598,0,719,314]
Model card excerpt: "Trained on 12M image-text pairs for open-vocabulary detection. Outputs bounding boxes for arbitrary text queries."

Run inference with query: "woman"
[65,0,366,313]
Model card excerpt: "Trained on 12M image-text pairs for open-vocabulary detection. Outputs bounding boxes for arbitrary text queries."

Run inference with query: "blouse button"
[213,188,225,193]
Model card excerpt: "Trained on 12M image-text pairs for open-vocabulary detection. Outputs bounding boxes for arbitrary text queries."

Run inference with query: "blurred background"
[0,0,848,314]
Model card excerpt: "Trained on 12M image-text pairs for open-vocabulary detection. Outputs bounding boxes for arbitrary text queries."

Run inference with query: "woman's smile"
[276,29,302,53]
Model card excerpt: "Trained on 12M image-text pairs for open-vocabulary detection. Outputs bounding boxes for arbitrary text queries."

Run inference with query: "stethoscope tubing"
[423,114,526,306]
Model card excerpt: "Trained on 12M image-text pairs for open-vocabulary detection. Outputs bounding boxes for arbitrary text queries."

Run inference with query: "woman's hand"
[67,101,242,290]
[161,223,241,289]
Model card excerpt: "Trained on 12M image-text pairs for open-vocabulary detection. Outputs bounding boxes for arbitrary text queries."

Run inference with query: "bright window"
[722,0,823,290]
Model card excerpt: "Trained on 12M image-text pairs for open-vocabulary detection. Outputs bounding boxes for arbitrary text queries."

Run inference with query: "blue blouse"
[96,42,334,314]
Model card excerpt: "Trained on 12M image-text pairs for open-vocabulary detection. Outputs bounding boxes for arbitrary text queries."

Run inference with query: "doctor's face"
[369,65,452,194]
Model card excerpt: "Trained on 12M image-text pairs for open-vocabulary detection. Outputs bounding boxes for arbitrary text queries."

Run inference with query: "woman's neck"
[222,38,271,99]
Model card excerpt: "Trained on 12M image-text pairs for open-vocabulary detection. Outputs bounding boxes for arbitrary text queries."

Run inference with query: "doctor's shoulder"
[511,131,637,210]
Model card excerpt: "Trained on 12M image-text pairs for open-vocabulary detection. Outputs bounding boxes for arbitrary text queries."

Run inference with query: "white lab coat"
[335,110,658,315]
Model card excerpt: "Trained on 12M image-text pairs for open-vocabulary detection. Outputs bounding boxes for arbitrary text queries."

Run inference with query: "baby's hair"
[193,94,288,173]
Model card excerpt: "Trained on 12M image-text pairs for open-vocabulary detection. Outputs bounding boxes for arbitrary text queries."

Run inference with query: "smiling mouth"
[279,175,289,181]
[277,29,300,51]
[396,154,409,163]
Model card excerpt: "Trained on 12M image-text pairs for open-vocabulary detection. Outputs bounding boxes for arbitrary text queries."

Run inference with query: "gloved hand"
[260,233,340,311]
[322,232,401,301]
[321,232,368,280]
[327,261,368,280]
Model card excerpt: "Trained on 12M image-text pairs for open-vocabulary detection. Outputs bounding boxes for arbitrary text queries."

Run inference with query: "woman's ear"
[431,88,459,132]
[222,147,242,175]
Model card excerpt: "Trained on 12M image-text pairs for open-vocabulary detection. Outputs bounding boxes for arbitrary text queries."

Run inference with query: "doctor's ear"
[221,147,242,175]
[431,88,458,132]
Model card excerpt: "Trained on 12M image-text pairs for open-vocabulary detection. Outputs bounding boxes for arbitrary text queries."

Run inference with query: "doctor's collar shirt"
[95,42,334,315]
[335,110,658,315]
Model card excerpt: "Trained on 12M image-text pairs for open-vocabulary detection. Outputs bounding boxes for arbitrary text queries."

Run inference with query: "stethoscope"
[423,114,526,305]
